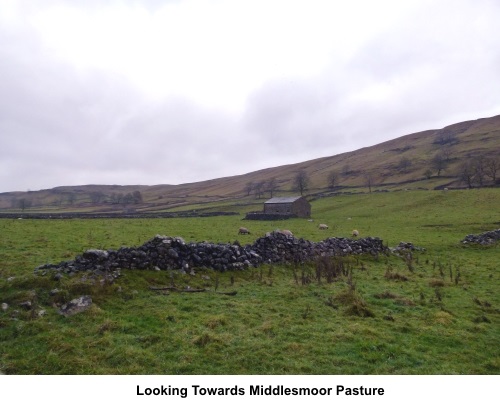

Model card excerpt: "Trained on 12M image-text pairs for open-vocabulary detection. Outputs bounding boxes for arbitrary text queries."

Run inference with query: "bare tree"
[431,153,448,176]
[244,182,254,197]
[17,198,32,211]
[441,145,453,161]
[472,157,486,187]
[364,172,376,194]
[110,192,124,204]
[423,169,433,179]
[67,193,77,205]
[89,191,106,204]
[265,177,278,198]
[254,181,265,199]
[327,170,340,190]
[398,157,412,172]
[342,164,351,176]
[132,190,143,204]
[484,157,500,183]
[434,129,459,146]
[293,170,310,196]
[122,193,134,206]
[459,161,476,189]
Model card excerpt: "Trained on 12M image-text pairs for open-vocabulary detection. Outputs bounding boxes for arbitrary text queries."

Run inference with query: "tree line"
[242,152,500,198]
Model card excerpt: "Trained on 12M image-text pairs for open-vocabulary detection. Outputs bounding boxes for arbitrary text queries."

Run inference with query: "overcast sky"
[1,0,499,193]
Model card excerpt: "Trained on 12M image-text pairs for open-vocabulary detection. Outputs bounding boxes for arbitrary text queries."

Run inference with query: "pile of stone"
[253,233,387,264]
[461,229,500,246]
[390,242,426,255]
[34,231,389,277]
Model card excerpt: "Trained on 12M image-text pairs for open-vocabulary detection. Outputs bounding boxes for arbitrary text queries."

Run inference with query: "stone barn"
[263,196,311,218]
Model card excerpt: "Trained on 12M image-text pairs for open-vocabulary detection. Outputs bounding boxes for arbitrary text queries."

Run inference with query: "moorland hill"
[1,114,499,214]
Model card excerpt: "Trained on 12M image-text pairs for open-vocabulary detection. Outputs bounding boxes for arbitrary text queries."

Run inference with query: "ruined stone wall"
[461,229,500,245]
[35,232,388,277]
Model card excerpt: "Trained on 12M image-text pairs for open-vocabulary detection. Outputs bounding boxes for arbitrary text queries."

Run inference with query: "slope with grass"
[0,189,498,374]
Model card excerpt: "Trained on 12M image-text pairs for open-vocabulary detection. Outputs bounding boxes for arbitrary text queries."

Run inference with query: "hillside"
[1,114,499,213]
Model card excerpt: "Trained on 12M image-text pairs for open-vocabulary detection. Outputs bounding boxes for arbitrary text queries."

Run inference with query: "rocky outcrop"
[35,232,389,276]
[461,229,500,245]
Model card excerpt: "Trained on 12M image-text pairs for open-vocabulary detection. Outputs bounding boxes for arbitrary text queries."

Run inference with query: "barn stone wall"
[263,197,311,218]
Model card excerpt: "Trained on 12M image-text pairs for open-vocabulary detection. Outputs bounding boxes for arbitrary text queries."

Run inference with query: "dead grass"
[384,268,409,281]
[374,291,399,299]
[429,279,446,287]
[335,286,375,318]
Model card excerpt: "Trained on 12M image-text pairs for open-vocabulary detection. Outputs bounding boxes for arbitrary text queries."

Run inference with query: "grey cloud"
[314,0,500,148]
[112,100,257,179]
[0,22,262,192]
[13,0,177,12]
[0,28,143,190]
[243,78,345,157]
[1,1,499,193]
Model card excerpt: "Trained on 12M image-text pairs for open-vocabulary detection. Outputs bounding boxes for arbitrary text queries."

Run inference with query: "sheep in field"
[281,229,294,237]
[352,229,359,237]
[318,224,329,230]
[238,227,251,235]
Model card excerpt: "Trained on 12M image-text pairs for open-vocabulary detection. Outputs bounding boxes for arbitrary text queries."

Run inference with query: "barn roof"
[264,196,304,204]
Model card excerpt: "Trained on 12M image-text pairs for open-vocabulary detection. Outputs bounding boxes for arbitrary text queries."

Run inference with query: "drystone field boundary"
[35,231,389,278]
[461,229,500,245]
[0,211,239,220]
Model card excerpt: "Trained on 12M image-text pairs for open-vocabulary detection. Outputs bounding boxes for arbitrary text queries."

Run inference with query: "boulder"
[59,296,92,317]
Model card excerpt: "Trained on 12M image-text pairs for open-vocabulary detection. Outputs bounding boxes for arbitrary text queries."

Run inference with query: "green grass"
[0,189,499,374]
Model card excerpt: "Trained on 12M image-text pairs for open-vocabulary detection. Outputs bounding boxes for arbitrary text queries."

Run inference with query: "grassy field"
[0,189,499,374]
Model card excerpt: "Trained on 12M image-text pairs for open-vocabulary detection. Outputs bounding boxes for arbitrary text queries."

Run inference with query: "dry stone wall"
[461,229,500,245]
[244,212,297,220]
[1,211,238,220]
[35,231,388,277]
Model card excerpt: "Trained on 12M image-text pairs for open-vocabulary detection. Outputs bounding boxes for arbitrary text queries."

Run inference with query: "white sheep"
[238,227,251,235]
[281,229,294,237]
[352,229,359,237]
[318,224,329,230]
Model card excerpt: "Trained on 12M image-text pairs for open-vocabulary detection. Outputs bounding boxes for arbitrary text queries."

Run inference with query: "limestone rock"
[59,296,92,317]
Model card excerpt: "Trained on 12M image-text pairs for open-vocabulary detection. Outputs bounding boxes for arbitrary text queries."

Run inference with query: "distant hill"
[1,114,499,214]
